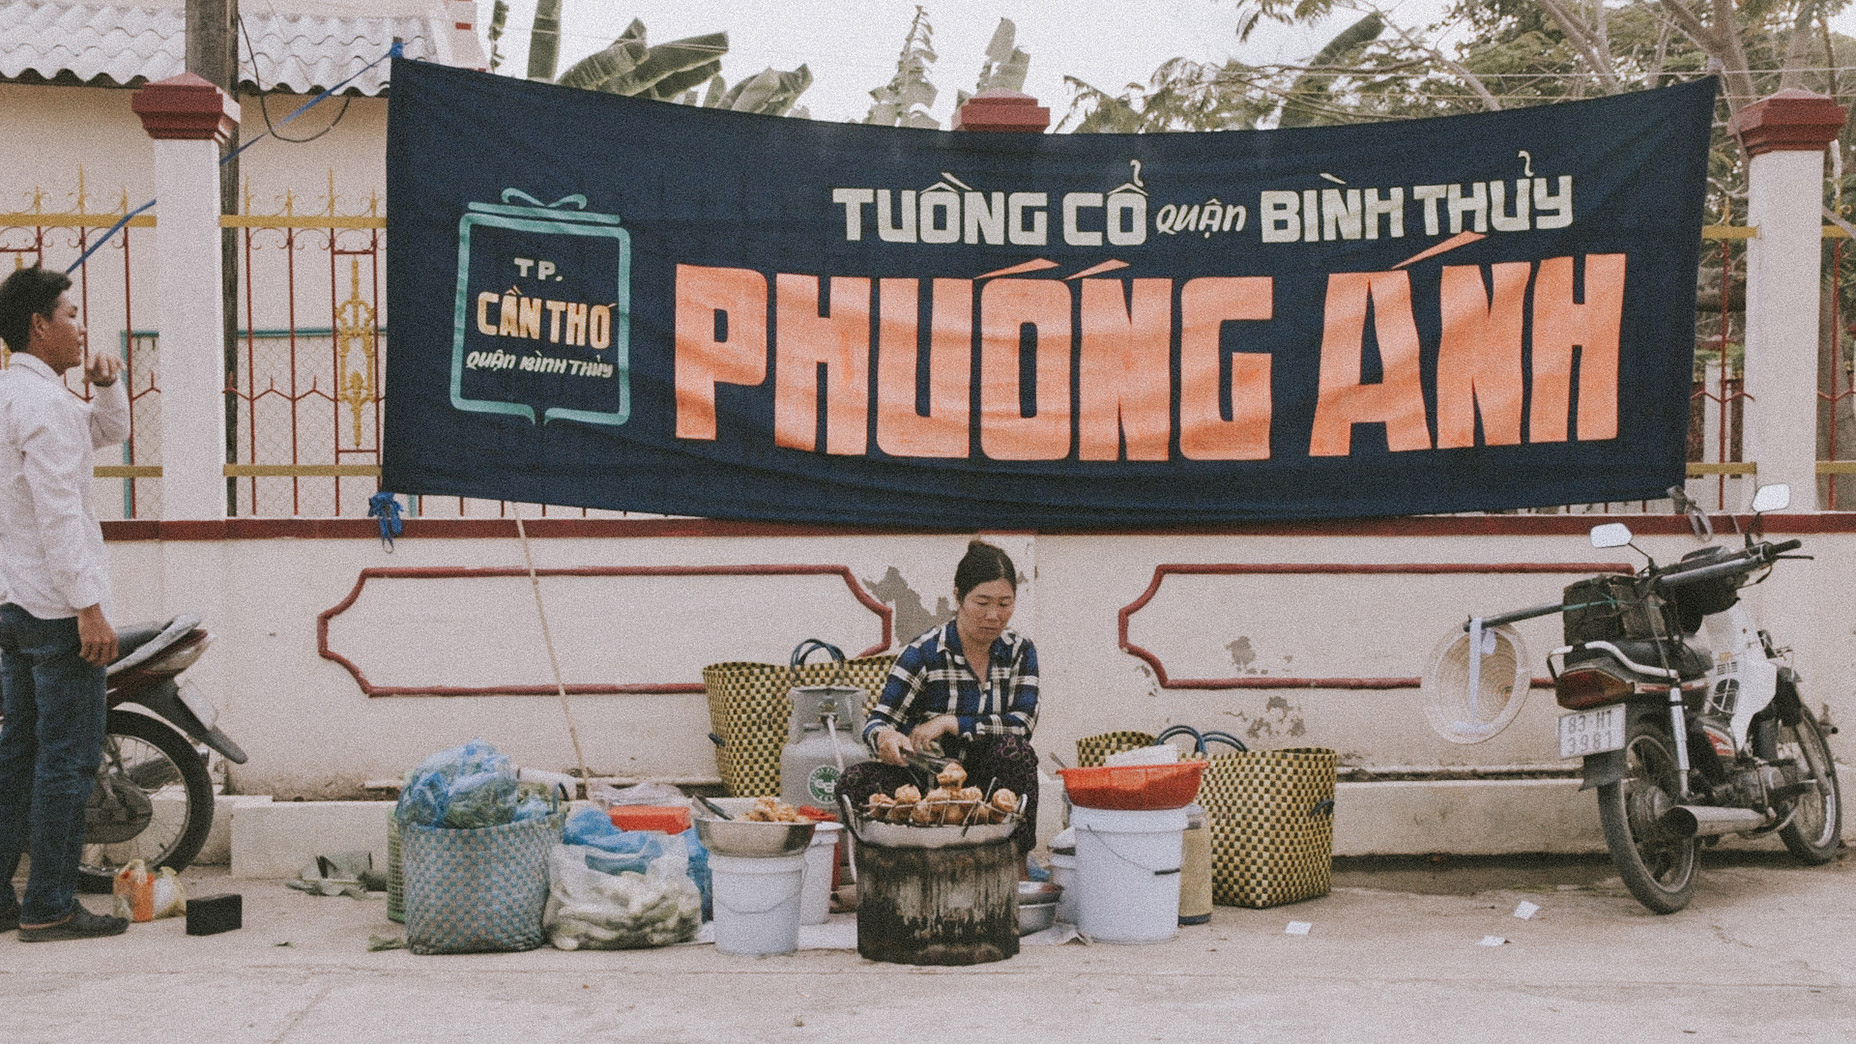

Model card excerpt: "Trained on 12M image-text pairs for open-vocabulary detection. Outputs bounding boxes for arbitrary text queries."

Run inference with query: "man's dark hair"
[0,266,73,354]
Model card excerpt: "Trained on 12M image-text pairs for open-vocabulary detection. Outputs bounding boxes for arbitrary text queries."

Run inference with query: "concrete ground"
[3,849,1849,1044]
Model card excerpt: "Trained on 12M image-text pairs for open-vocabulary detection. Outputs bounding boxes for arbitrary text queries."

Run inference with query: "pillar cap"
[953,90,1049,133]
[132,72,239,144]
[1731,88,1846,156]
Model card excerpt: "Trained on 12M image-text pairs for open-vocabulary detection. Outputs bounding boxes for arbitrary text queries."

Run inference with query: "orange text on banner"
[672,256,1628,461]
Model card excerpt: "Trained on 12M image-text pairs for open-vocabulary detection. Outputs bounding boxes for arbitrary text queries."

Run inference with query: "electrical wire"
[238,15,353,144]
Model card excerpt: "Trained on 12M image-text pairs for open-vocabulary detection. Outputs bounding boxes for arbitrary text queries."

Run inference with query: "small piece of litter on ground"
[367,934,406,952]
[1513,901,1541,920]
[1284,921,1312,936]
[1478,935,1508,947]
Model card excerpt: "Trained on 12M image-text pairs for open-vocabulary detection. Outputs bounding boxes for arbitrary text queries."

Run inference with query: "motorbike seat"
[1576,638,1711,681]
[105,614,203,677]
[113,620,174,660]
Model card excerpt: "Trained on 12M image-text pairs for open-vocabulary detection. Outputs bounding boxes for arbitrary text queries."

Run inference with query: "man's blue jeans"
[0,603,107,924]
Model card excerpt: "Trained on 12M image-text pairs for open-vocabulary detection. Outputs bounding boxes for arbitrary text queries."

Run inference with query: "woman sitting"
[839,540,1040,854]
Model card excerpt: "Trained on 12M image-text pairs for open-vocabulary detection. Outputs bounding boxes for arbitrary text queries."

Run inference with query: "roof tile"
[0,0,481,95]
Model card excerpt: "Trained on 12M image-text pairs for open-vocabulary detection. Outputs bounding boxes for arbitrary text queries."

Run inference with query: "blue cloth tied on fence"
[367,490,404,549]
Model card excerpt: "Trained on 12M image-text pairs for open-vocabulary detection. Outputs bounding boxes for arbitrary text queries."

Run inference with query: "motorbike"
[78,614,245,891]
[1472,484,1842,913]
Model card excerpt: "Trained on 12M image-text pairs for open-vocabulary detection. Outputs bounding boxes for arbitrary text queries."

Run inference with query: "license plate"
[178,683,218,731]
[1558,705,1626,759]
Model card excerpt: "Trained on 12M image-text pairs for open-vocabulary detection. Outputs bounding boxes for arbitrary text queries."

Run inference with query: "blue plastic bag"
[395,740,552,829]
[562,806,711,918]
[683,829,713,920]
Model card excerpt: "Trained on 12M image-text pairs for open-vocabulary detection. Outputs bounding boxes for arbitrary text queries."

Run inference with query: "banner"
[383,60,1716,527]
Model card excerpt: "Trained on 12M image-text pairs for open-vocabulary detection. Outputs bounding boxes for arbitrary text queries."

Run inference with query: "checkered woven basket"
[386,815,405,924]
[401,811,565,954]
[701,653,895,797]
[1075,731,1158,768]
[1200,746,1336,909]
[1075,725,1214,768]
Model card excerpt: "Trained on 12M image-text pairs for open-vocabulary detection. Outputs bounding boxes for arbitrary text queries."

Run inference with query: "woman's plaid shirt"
[862,621,1039,751]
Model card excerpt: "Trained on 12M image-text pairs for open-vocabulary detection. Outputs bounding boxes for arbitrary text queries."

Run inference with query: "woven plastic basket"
[1200,747,1337,909]
[702,648,894,797]
[401,811,565,954]
[386,815,405,924]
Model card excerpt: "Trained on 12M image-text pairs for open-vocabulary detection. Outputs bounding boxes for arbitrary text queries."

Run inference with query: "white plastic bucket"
[710,852,807,955]
[1071,804,1187,944]
[799,821,843,925]
[1048,849,1079,925]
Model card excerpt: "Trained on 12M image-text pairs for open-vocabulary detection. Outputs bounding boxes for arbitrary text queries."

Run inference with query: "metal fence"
[4,172,1852,520]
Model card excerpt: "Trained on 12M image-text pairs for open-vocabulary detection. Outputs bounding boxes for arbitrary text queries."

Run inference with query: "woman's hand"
[908,714,959,753]
[875,728,913,766]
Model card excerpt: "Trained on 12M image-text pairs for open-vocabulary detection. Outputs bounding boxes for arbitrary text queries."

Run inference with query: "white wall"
[105,521,1856,853]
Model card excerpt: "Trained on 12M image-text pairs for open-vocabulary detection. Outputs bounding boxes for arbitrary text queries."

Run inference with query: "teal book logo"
[450,189,631,427]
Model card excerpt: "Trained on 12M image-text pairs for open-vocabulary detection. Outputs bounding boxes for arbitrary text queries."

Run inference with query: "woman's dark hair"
[955,539,1018,602]
[0,266,72,354]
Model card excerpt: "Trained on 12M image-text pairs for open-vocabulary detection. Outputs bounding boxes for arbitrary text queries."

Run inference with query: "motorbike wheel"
[1776,711,1843,865]
[1597,712,1698,914]
[76,710,214,893]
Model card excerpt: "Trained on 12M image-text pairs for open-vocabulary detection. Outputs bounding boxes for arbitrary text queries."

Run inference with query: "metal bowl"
[693,798,816,857]
[1017,881,1062,935]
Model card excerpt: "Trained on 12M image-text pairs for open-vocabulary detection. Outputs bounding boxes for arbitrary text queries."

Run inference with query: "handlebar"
[1466,537,1804,633]
[1653,539,1801,590]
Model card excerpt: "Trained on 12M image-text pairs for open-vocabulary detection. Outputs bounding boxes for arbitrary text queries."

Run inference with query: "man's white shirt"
[0,353,128,619]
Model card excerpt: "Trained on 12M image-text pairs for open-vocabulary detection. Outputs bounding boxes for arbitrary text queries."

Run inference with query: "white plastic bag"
[588,780,691,811]
[545,836,702,950]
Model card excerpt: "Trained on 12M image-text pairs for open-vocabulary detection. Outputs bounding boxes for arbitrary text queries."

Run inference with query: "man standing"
[0,266,130,941]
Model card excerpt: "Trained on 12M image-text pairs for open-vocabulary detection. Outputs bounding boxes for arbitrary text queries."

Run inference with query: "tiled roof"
[0,0,486,95]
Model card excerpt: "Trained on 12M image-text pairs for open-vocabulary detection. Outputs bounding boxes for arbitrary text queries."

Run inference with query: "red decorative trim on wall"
[318,564,892,697]
[1118,562,1632,691]
[102,513,1856,542]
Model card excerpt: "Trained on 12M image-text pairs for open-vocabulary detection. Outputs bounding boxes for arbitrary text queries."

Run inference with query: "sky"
[477,1,1856,127]
[477,0,1446,126]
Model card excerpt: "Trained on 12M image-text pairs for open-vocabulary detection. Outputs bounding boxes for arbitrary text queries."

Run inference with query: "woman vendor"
[839,540,1040,855]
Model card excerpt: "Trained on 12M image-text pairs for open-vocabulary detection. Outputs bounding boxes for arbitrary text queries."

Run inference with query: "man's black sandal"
[19,905,128,942]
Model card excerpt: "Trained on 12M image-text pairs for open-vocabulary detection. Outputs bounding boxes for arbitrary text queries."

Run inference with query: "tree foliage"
[866,6,943,128]
[519,8,810,117]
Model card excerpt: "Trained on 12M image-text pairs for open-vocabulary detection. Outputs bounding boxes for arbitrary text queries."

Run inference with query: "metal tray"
[847,815,1018,849]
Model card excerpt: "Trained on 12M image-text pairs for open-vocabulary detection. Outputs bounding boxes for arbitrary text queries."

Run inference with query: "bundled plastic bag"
[395,740,553,829]
[113,860,186,922]
[563,806,711,916]
[545,835,702,950]
[589,780,690,810]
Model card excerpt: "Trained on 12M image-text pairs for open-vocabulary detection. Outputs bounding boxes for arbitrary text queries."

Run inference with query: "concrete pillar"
[132,72,238,521]
[953,90,1050,133]
[1732,89,1846,509]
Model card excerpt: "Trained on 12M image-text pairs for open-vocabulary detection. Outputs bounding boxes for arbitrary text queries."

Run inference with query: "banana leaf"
[641,58,724,101]
[558,37,648,92]
[1277,12,1382,128]
[722,65,812,116]
[526,0,562,81]
[609,32,729,98]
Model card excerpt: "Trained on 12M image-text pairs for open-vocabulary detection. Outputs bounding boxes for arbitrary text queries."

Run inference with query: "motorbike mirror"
[1668,484,1713,542]
[1590,522,1634,548]
[1750,483,1790,514]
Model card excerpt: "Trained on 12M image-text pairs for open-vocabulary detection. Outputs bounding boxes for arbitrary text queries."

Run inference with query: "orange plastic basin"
[607,805,692,834]
[1059,761,1205,811]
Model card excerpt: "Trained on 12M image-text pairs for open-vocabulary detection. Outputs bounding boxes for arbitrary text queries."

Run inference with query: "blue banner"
[384,60,1715,527]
